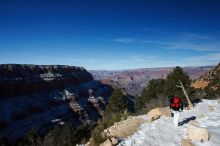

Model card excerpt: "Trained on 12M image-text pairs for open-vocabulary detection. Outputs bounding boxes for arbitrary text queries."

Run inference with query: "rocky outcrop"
[192,63,220,89]
[102,116,146,139]
[191,80,209,89]
[181,139,195,146]
[187,126,210,142]
[99,137,118,146]
[0,64,112,142]
[147,107,172,119]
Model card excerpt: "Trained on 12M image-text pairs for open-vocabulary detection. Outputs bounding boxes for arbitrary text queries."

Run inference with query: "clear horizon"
[0,0,220,70]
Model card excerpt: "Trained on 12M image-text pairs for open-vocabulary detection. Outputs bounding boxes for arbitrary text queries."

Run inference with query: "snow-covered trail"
[118,99,220,146]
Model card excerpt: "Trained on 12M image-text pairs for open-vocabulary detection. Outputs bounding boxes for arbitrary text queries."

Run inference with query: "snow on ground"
[118,99,220,146]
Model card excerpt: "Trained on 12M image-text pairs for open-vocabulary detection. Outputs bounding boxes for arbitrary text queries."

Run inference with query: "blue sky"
[0,0,220,70]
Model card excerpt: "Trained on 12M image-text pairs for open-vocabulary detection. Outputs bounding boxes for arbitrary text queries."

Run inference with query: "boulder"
[110,137,118,145]
[187,126,210,142]
[147,107,172,118]
[99,139,113,146]
[188,120,198,126]
[208,105,214,111]
[148,115,160,122]
[85,138,94,146]
[181,139,195,146]
[198,114,205,119]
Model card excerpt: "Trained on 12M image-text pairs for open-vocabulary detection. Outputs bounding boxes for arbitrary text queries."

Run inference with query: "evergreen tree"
[135,79,166,112]
[105,88,128,114]
[91,88,130,145]
[135,96,146,112]
[142,79,166,100]
[165,66,191,105]
[135,66,192,113]
[49,123,74,146]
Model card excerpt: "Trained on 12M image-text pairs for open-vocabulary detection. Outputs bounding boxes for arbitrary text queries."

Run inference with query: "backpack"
[171,97,180,108]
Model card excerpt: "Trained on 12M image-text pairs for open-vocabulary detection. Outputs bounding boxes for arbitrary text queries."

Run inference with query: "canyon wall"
[0,64,112,141]
[90,66,214,96]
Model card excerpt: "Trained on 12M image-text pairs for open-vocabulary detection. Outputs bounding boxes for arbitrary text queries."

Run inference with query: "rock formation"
[192,63,220,89]
[102,116,146,139]
[90,66,214,96]
[181,139,195,146]
[0,64,112,142]
[147,107,172,119]
[187,126,210,142]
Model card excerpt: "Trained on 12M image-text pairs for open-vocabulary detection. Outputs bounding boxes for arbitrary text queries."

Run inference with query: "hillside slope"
[192,63,220,89]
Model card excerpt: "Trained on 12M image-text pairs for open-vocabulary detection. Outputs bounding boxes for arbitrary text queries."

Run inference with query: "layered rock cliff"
[90,66,214,96]
[0,64,93,98]
[0,64,112,141]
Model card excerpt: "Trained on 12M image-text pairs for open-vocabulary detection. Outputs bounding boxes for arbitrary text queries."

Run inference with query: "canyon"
[0,64,215,142]
[90,66,214,96]
[0,64,112,141]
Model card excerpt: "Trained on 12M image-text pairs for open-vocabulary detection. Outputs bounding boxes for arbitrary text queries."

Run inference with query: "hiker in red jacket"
[169,95,183,127]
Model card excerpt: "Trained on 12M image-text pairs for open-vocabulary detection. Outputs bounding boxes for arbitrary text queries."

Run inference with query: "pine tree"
[105,88,128,114]
[165,66,191,105]
[142,79,166,99]
[135,79,166,112]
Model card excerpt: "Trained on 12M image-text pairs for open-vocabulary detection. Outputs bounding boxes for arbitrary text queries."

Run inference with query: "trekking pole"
[176,80,194,108]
